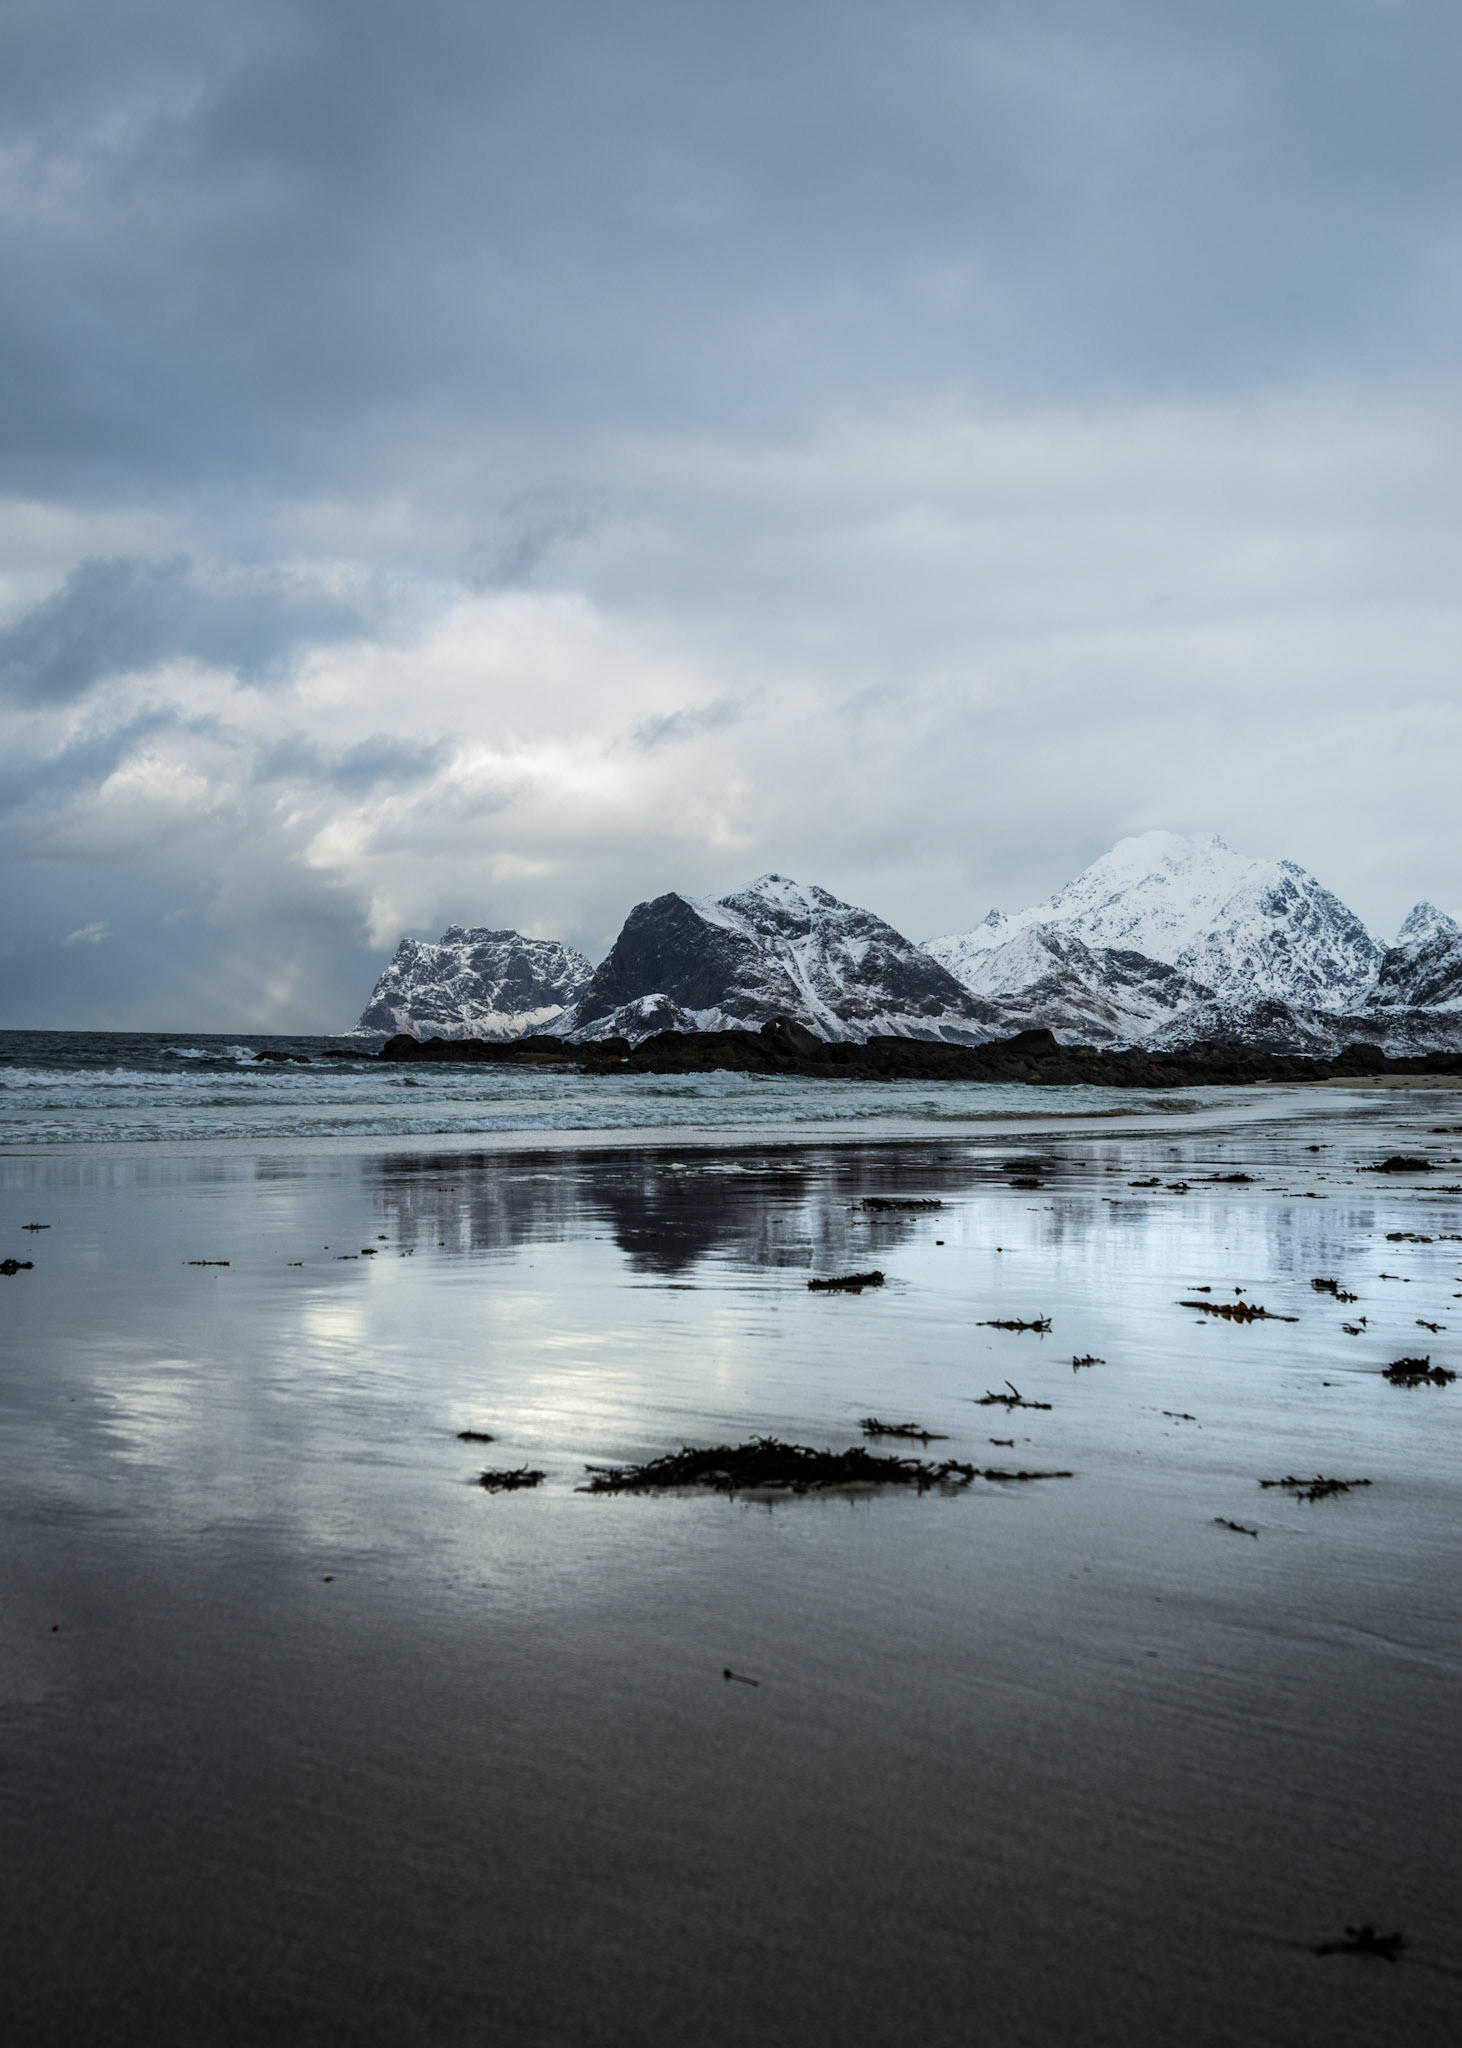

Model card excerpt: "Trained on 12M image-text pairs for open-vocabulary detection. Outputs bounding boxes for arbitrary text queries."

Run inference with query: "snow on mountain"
[940,925,1218,1045]
[1367,902,1462,1012]
[1143,994,1462,1059]
[565,874,1002,1043]
[355,927,594,1038]
[927,831,1382,1015]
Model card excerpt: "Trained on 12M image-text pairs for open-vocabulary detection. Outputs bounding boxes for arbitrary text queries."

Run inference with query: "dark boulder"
[761,1016,827,1060]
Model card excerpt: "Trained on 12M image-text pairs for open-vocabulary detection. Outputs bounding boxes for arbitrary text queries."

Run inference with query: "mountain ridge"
[354,836,1462,1053]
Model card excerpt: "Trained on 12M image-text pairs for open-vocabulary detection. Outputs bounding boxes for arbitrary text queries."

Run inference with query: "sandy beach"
[2,1086,1460,2046]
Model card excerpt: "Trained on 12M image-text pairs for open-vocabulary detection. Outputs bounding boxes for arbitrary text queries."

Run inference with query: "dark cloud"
[253,731,448,790]
[2,2,1460,509]
[0,556,370,703]
[0,709,181,812]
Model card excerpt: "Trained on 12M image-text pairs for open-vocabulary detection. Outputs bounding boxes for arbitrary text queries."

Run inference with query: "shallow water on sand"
[2,1098,1461,2045]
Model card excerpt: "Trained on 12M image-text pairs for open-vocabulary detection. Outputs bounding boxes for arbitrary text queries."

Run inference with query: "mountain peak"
[927,830,1381,1014]
[355,926,593,1038]
[566,874,999,1042]
[1395,901,1459,947]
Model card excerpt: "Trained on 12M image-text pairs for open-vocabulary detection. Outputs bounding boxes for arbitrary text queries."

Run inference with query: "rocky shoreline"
[377,1018,1462,1088]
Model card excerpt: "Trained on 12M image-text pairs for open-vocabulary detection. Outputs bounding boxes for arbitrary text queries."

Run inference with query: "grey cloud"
[253,732,449,790]
[465,499,594,591]
[631,699,743,751]
[0,555,370,704]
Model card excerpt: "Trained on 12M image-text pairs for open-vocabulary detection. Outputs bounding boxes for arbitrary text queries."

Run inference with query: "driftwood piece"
[976,1381,1052,1411]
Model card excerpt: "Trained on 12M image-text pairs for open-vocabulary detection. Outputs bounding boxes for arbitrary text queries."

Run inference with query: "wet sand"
[2,1090,1460,2045]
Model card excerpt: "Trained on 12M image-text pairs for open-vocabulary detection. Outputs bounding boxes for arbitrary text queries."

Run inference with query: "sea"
[0,1030,1241,1147]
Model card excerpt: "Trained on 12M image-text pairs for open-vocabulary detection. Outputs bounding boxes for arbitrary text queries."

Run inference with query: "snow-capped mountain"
[1367,903,1462,1012]
[565,874,1002,1043]
[926,832,1462,1052]
[926,832,1382,1014]
[355,927,594,1038]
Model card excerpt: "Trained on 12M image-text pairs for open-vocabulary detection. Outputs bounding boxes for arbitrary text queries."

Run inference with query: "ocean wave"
[0,1030,1235,1143]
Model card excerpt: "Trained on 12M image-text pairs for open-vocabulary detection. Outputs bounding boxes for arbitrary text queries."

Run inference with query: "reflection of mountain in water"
[370,1153,588,1257]
[367,1144,969,1278]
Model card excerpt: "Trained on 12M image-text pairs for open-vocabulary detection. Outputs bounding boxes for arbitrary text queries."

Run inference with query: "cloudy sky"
[2,0,1460,1028]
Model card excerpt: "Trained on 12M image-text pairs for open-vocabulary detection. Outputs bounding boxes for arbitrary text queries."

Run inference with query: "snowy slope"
[926,832,1382,1013]
[565,875,1002,1043]
[939,924,1218,1045]
[355,927,594,1038]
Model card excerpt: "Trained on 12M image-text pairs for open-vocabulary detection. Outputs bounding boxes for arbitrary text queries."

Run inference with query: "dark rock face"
[356,927,594,1039]
[566,874,1003,1044]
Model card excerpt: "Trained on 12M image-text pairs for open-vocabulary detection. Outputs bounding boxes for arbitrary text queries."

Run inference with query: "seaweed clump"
[859,1418,949,1441]
[1260,1474,1371,1501]
[978,1315,1051,1332]
[581,1437,977,1494]
[808,1270,885,1293]
[1313,1925,1405,1962]
[478,1466,546,1491]
[1180,1298,1298,1323]
[1382,1356,1456,1387]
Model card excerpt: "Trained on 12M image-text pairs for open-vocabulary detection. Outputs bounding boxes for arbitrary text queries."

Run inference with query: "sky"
[2,0,1461,1030]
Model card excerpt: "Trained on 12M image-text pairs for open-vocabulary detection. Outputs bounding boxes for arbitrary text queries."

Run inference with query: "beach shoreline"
[3,1092,1460,2046]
